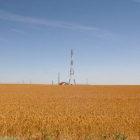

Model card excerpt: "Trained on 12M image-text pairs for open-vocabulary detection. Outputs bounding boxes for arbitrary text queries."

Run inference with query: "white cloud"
[0,10,117,39]
[0,10,97,31]
[10,29,26,33]
[132,0,140,2]
[0,37,7,41]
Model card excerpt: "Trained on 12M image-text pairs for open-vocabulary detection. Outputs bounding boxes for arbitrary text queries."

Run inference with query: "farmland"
[0,84,139,140]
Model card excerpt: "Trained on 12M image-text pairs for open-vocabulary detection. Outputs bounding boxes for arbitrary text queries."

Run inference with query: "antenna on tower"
[69,49,76,85]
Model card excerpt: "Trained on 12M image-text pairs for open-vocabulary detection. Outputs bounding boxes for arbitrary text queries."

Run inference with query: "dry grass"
[0,84,140,140]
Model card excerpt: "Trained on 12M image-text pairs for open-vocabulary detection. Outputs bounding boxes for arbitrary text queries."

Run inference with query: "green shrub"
[114,132,127,140]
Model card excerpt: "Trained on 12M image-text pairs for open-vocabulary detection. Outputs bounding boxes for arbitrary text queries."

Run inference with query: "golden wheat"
[0,84,139,139]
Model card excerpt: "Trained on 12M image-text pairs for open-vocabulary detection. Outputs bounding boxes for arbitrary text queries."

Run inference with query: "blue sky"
[0,0,140,85]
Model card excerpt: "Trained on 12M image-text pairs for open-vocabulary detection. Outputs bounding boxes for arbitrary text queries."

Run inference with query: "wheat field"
[0,84,139,140]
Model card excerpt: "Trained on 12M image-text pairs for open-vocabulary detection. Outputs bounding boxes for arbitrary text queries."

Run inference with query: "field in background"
[0,84,140,140]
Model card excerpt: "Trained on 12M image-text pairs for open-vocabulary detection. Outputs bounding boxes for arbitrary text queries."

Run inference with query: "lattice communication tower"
[69,49,76,85]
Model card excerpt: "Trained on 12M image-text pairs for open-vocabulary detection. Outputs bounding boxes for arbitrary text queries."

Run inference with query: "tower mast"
[69,49,76,85]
